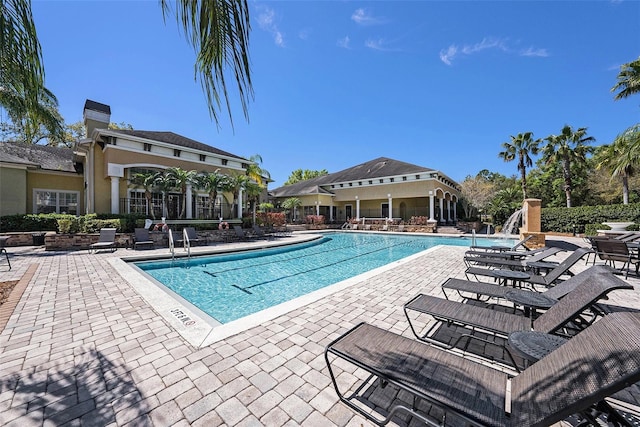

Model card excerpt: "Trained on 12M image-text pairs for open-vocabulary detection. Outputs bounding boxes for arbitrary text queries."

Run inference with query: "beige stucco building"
[269,158,460,224]
[0,100,255,220]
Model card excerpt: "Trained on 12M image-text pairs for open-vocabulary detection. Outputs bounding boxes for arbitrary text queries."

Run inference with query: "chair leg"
[1,248,10,270]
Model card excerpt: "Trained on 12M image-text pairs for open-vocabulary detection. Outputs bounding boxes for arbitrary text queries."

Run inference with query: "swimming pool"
[135,232,512,324]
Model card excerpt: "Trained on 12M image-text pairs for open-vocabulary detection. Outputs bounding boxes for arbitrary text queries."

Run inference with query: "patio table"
[492,269,530,288]
[508,331,567,363]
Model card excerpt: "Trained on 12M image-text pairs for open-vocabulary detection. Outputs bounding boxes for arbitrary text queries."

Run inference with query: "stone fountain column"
[521,198,545,248]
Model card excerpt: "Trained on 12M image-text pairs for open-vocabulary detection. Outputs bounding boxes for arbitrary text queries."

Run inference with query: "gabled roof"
[0,142,79,173]
[102,130,248,161]
[270,157,436,197]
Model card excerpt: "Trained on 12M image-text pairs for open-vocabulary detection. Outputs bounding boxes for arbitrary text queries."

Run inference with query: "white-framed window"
[34,190,79,214]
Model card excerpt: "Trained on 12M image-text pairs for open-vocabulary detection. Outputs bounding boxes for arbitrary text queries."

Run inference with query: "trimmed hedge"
[541,203,640,234]
[0,213,145,233]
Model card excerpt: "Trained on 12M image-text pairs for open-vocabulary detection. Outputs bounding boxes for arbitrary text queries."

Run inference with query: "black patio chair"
[89,228,117,253]
[325,311,640,426]
[595,238,640,279]
[133,228,155,250]
[404,271,633,370]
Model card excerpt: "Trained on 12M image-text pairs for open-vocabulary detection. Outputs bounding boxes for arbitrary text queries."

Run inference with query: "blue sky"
[32,1,639,187]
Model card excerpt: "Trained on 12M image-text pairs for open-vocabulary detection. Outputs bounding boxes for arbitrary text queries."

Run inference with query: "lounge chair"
[89,228,117,253]
[133,228,154,250]
[252,224,272,240]
[404,270,632,369]
[442,264,616,307]
[233,225,252,241]
[469,235,533,252]
[595,238,640,279]
[464,247,592,288]
[464,245,554,260]
[325,311,640,427]
[176,227,203,247]
[463,246,563,270]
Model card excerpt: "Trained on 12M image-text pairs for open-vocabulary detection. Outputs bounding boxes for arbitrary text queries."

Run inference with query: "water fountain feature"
[501,208,524,235]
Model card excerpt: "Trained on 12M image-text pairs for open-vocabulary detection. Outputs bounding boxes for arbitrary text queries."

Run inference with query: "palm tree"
[498,132,540,199]
[129,170,161,219]
[543,125,595,208]
[244,154,270,186]
[225,173,250,218]
[281,197,302,223]
[3,0,252,130]
[165,167,197,219]
[194,170,229,219]
[612,57,640,100]
[153,171,176,219]
[596,124,640,204]
[1,0,45,120]
[244,181,265,225]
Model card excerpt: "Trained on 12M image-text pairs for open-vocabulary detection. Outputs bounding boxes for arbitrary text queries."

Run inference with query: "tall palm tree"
[281,197,302,223]
[225,173,250,218]
[596,124,640,204]
[498,132,540,199]
[130,170,160,219]
[194,169,229,219]
[165,167,197,219]
[163,0,253,127]
[2,0,252,130]
[244,154,270,186]
[153,171,176,219]
[1,0,44,118]
[543,125,595,208]
[244,181,265,225]
[612,57,640,100]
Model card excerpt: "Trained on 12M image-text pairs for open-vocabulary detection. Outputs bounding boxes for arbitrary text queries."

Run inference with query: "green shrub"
[541,203,640,234]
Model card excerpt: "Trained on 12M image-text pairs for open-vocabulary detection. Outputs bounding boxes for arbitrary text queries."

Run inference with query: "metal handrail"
[168,229,175,260]
[182,228,191,258]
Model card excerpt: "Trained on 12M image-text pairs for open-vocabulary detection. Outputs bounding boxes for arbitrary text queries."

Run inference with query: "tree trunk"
[562,159,572,208]
[622,174,629,205]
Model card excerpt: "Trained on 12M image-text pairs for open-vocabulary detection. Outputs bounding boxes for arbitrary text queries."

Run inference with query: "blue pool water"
[135,232,513,323]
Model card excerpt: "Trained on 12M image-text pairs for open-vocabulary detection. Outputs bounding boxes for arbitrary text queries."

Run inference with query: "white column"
[315,201,319,216]
[453,201,457,221]
[110,176,120,214]
[330,201,334,222]
[237,188,243,218]
[446,199,451,222]
[429,192,435,221]
[186,184,193,219]
[355,197,360,219]
[439,198,444,222]
[387,194,392,220]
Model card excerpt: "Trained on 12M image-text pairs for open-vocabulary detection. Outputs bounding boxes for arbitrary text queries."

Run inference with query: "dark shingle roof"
[104,130,247,161]
[0,142,79,173]
[270,157,435,197]
[84,99,111,114]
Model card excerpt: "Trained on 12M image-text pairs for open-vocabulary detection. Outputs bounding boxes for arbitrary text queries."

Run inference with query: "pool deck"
[0,233,639,426]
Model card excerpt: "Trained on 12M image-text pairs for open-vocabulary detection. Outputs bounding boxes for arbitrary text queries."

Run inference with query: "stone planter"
[602,222,634,232]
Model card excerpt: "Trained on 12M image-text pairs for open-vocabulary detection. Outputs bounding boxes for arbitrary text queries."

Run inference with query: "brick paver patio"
[0,234,639,426]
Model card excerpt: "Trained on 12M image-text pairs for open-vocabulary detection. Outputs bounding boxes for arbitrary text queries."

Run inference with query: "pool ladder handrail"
[182,228,191,258]
[168,229,175,260]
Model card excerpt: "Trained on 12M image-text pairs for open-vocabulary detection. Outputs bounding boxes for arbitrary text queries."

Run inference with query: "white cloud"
[440,37,548,65]
[351,8,382,25]
[520,47,549,57]
[439,45,458,66]
[365,38,388,51]
[257,6,285,47]
[337,36,351,49]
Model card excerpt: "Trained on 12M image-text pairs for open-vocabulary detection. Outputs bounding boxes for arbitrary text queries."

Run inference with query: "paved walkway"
[0,235,639,426]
